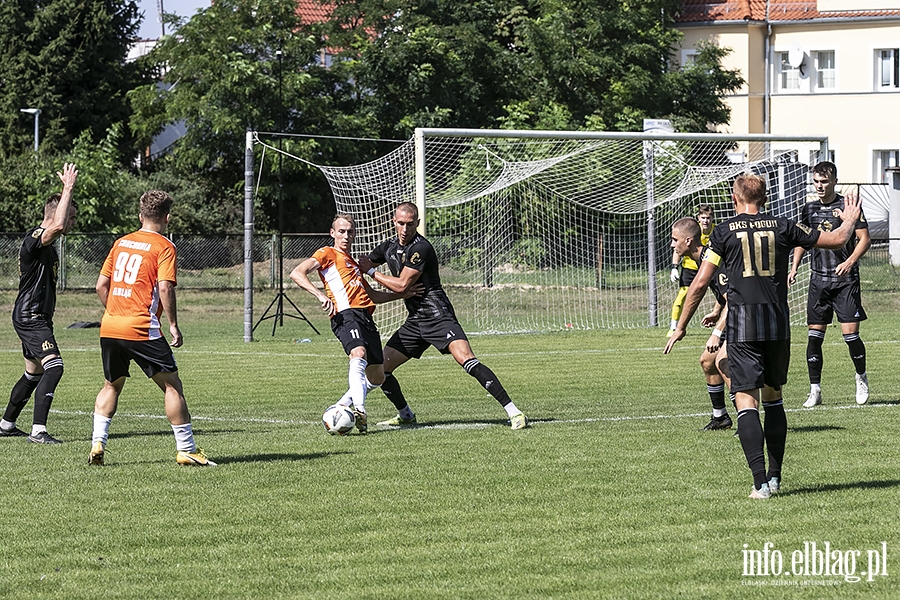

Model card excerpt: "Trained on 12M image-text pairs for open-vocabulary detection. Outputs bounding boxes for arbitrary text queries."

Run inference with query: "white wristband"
[367,268,375,276]
[712,328,723,338]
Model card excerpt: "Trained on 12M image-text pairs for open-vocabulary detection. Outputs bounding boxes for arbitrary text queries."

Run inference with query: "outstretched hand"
[663,327,685,355]
[57,163,78,189]
[836,189,861,224]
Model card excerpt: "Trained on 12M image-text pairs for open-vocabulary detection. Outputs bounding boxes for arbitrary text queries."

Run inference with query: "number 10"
[736,230,776,277]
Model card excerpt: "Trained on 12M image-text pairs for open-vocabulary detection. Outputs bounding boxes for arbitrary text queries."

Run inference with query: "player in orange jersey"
[291,213,417,434]
[88,190,215,466]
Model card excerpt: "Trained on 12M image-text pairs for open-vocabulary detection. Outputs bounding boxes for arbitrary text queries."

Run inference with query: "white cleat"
[802,389,822,408]
[855,373,869,405]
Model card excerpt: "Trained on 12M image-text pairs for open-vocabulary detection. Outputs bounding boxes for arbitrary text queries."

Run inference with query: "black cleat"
[28,431,62,444]
[701,415,733,431]
[0,426,28,438]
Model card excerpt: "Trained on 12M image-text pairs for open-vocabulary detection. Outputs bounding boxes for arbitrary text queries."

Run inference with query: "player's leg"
[700,348,731,430]
[804,279,830,408]
[376,324,421,427]
[90,338,131,465]
[761,340,790,494]
[29,353,64,444]
[728,342,770,499]
[761,388,786,495]
[836,281,868,404]
[135,338,214,466]
[1,356,43,437]
[446,339,526,429]
[90,377,125,465]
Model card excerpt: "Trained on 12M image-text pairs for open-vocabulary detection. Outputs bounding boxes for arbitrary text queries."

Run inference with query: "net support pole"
[243,129,255,342]
[644,139,658,328]
[414,128,426,235]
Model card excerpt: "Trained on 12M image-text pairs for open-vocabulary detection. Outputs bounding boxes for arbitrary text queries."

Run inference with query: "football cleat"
[768,477,781,494]
[88,441,105,466]
[176,449,217,467]
[28,431,62,444]
[855,373,869,405]
[510,413,528,430]
[749,483,771,499]
[701,415,733,431]
[354,409,368,435]
[376,414,417,427]
[802,389,822,408]
[0,426,28,438]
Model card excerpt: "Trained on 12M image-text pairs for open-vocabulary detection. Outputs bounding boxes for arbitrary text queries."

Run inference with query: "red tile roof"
[297,0,335,25]
[678,1,900,22]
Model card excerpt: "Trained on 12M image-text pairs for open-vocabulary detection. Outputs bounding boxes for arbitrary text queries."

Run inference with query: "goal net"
[314,129,827,336]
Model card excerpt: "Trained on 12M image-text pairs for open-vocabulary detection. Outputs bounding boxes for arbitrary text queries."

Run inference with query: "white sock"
[713,407,728,418]
[399,406,415,419]
[171,423,196,452]
[349,357,367,412]
[92,413,112,445]
[336,389,353,407]
[0,419,16,431]
[503,402,521,418]
[31,424,47,436]
[811,383,821,394]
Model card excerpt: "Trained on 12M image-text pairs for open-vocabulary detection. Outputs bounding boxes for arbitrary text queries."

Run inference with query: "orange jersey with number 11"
[312,246,375,315]
[99,229,177,341]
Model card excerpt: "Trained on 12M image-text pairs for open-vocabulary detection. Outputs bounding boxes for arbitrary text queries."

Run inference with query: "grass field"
[1,289,899,599]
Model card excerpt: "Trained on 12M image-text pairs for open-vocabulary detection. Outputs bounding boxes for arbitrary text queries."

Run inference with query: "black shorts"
[385,315,469,359]
[13,318,60,360]
[807,278,867,325]
[679,266,699,288]
[330,308,384,365]
[101,337,178,381]
[727,340,790,393]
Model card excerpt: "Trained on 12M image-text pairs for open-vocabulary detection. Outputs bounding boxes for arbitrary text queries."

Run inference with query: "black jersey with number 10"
[706,213,820,342]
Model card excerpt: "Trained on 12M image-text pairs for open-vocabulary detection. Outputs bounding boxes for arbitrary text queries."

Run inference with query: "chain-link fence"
[0,233,331,290]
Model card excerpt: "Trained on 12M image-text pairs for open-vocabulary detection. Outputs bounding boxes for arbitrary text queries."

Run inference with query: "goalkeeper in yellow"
[668,204,715,337]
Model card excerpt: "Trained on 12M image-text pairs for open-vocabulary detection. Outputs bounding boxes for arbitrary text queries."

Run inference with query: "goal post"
[247,128,828,338]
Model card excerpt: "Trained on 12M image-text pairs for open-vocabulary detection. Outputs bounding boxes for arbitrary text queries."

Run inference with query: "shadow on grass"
[782,479,900,496]
[221,451,353,464]
[789,424,847,433]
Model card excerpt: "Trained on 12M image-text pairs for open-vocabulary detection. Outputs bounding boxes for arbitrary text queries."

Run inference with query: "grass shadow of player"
[788,424,847,434]
[778,479,900,497]
[221,451,353,464]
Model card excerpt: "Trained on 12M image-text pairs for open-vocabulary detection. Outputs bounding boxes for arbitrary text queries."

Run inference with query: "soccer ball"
[322,404,356,435]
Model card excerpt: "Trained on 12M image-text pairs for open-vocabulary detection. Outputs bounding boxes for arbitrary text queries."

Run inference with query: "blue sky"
[136,0,211,39]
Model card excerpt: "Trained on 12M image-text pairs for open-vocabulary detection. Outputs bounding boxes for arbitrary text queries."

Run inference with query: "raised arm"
[814,191,861,249]
[41,163,78,246]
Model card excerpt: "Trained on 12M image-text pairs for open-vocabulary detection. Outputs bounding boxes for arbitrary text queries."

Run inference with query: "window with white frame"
[815,50,835,89]
[779,52,800,91]
[681,49,699,68]
[877,49,899,89]
[874,150,899,184]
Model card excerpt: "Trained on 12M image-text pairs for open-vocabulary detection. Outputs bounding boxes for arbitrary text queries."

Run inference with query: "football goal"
[243,129,828,339]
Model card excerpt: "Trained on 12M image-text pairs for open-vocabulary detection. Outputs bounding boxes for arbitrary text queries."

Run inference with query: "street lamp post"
[20,108,41,152]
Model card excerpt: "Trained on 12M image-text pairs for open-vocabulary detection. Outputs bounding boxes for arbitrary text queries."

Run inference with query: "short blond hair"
[733,174,767,207]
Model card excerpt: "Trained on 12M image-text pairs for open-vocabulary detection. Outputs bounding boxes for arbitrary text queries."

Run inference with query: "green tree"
[0,0,146,158]
[129,0,375,233]
[331,0,742,135]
